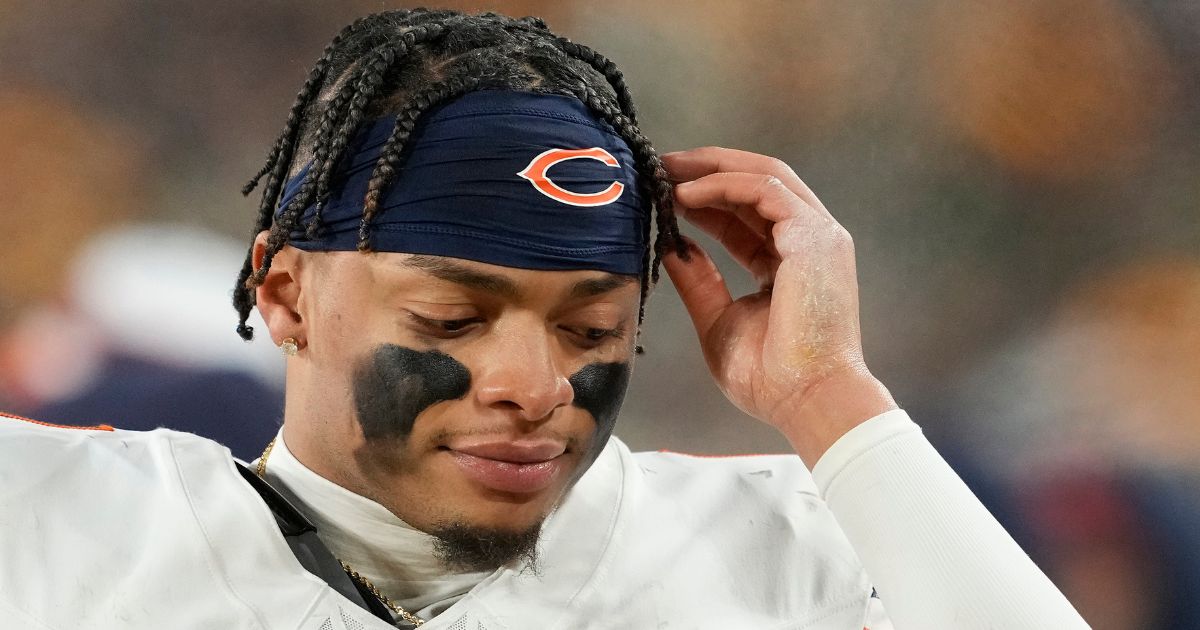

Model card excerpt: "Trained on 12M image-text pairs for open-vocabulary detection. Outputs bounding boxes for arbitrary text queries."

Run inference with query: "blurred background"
[1,1,1197,627]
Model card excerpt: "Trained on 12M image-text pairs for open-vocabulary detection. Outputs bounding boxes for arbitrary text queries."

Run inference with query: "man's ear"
[252,231,305,347]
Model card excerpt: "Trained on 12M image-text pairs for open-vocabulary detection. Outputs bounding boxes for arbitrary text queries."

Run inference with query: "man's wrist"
[772,369,898,468]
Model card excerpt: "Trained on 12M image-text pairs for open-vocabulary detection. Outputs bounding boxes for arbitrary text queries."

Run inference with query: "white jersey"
[0,411,1085,629]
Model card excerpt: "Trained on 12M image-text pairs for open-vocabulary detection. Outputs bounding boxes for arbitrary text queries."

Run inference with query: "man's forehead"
[395,254,638,300]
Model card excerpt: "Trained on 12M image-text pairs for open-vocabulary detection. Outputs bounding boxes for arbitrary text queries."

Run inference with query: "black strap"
[235,462,398,625]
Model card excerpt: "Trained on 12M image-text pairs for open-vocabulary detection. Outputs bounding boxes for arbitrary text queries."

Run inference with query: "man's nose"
[472,324,574,422]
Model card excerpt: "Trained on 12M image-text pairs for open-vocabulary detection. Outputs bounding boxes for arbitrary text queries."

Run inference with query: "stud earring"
[279,338,300,356]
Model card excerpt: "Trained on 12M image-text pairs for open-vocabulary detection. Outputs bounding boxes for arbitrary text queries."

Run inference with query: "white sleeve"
[810,410,1090,630]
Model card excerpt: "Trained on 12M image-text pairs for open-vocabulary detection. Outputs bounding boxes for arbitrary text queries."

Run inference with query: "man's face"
[281,249,640,563]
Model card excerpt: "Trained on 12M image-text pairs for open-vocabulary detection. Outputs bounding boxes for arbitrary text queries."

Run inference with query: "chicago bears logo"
[517,147,625,207]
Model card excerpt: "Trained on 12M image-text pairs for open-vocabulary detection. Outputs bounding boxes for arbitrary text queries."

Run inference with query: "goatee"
[430,521,542,573]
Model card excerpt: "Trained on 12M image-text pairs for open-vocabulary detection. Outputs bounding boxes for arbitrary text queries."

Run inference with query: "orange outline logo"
[517,147,625,207]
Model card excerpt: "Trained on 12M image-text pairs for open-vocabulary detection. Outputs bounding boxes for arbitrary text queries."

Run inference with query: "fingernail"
[674,236,699,261]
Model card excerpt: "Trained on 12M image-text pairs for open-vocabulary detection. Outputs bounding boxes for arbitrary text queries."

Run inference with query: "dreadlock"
[234,9,686,342]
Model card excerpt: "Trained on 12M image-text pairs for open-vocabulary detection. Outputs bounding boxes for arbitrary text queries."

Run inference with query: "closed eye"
[562,325,627,348]
[407,312,485,337]
[586,327,623,340]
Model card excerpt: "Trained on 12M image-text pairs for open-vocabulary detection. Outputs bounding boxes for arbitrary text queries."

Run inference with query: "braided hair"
[234,9,685,342]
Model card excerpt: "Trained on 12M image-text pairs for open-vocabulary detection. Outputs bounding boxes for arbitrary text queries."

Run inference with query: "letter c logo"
[517,148,626,207]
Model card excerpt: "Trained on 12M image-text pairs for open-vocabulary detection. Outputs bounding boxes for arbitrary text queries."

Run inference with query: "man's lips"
[449,440,566,463]
[447,441,567,494]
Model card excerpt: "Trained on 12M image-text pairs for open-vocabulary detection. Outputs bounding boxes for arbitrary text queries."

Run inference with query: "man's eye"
[407,312,483,336]
[439,318,479,332]
[573,326,625,344]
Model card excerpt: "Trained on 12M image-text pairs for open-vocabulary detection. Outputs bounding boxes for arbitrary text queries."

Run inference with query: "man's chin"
[429,519,543,573]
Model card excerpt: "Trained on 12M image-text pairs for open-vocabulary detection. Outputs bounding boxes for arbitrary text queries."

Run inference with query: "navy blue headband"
[276,90,646,276]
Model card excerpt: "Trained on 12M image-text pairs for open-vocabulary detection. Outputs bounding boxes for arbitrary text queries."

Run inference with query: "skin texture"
[659,147,897,466]
[568,362,632,464]
[252,146,898,567]
[347,347,628,569]
[253,243,641,546]
[354,346,471,440]
[352,347,628,452]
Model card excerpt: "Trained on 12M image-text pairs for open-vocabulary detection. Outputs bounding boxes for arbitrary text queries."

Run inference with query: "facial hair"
[429,520,543,573]
[350,345,633,571]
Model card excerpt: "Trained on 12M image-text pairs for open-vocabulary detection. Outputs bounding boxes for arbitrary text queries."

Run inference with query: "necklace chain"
[256,436,425,627]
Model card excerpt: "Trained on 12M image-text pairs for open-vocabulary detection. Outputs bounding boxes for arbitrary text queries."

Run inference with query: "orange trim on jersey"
[0,411,114,432]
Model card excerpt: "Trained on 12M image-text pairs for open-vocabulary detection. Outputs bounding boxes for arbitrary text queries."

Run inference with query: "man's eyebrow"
[569,274,638,299]
[401,255,521,298]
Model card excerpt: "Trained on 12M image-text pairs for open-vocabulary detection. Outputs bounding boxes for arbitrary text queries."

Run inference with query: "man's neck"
[259,430,492,617]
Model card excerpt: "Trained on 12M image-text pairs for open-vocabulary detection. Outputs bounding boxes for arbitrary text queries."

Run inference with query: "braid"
[240,12,392,198]
[236,10,683,341]
[253,83,358,277]
[308,44,399,238]
[236,80,361,337]
[556,38,639,125]
[237,22,453,338]
[359,73,486,250]
[233,32,354,340]
[233,12,416,339]
[256,31,405,263]
[569,85,686,317]
[313,25,448,236]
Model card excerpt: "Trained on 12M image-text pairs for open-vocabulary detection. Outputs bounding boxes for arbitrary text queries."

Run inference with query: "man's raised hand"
[660,147,896,466]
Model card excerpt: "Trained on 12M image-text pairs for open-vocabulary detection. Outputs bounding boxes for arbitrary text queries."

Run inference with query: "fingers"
[674,172,816,224]
[661,147,826,212]
[678,199,772,237]
[661,237,732,341]
[678,206,779,283]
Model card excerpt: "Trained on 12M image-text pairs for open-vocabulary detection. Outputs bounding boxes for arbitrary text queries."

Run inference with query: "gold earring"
[280,338,300,356]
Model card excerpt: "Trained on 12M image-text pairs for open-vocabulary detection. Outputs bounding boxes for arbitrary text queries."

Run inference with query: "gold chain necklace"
[256,436,425,627]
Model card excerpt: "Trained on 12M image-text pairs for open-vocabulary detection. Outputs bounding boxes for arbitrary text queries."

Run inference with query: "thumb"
[662,236,732,343]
